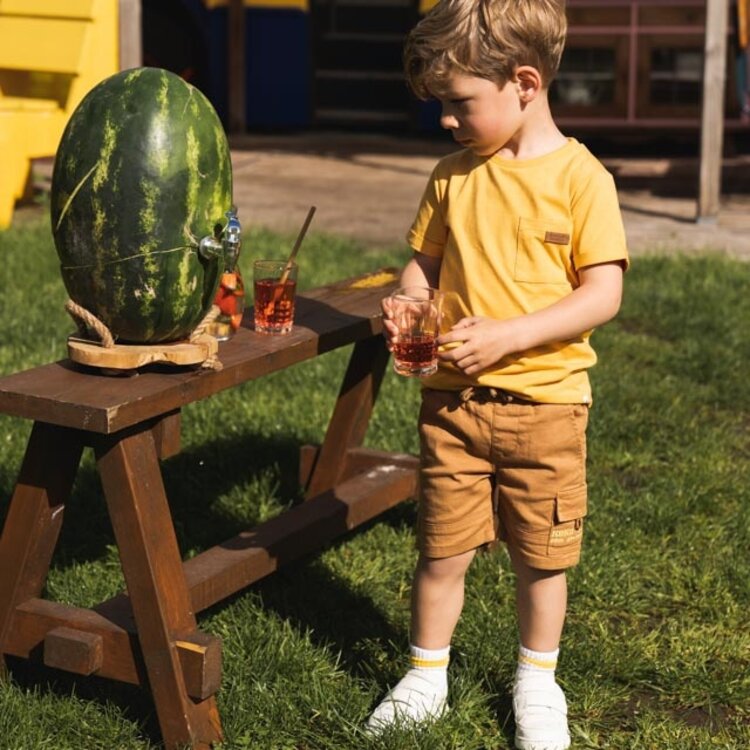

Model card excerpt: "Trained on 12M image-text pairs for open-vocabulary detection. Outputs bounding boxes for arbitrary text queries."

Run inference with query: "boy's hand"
[381,296,399,350]
[438,316,521,375]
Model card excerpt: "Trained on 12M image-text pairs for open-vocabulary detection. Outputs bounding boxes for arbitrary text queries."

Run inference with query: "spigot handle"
[223,206,242,267]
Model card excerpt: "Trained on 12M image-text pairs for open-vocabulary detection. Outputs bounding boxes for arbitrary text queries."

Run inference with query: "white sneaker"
[365,671,448,734]
[513,675,571,750]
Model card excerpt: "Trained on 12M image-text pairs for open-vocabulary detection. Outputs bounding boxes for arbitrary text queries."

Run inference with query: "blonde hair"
[404,0,567,98]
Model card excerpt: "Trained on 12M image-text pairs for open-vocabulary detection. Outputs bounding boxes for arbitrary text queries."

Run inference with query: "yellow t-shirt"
[407,138,629,404]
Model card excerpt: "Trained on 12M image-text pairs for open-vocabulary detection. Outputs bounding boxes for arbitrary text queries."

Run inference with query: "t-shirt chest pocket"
[514,217,573,284]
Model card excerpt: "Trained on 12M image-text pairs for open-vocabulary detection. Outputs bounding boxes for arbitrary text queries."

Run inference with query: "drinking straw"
[279,205,316,286]
[264,205,316,317]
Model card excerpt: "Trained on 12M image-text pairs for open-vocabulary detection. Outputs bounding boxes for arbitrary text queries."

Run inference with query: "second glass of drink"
[253,259,298,334]
[388,286,443,376]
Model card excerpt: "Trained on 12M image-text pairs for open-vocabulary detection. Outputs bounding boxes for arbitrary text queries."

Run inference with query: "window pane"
[649,48,703,105]
[551,47,616,106]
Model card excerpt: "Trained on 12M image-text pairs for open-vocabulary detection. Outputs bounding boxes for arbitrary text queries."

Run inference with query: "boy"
[367,1,629,748]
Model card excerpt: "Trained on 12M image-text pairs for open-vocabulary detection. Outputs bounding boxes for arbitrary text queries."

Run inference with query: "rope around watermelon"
[65,300,223,371]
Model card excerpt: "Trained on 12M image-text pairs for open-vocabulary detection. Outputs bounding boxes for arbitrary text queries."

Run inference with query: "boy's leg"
[366,389,495,733]
[411,548,476,646]
[511,551,567,651]
[493,402,588,750]
[366,549,475,732]
[510,552,571,750]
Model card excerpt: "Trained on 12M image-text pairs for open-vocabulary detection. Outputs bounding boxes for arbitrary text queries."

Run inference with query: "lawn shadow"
[214,541,409,679]
[5,655,161,747]
[489,689,516,748]
[43,428,309,569]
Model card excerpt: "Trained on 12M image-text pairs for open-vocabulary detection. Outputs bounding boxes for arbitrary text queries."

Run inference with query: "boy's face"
[434,73,525,156]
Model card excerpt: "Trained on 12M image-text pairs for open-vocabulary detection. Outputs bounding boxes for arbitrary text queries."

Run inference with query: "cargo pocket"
[514,217,572,285]
[548,484,587,551]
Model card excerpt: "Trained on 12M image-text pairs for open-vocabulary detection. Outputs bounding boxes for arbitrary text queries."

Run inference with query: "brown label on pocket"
[544,231,570,245]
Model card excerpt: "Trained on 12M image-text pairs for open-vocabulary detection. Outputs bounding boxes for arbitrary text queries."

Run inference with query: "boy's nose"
[440,112,459,130]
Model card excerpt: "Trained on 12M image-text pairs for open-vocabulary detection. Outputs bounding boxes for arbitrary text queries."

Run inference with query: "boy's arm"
[439,261,624,375]
[398,252,442,288]
[382,252,442,347]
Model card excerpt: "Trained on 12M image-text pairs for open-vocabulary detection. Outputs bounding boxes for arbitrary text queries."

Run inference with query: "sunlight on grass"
[0,217,748,748]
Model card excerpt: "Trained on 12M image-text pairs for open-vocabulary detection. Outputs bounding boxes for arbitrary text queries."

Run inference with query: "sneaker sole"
[364,704,449,736]
[514,738,571,750]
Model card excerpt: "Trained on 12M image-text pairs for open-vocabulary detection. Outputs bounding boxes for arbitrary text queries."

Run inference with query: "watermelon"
[51,67,233,344]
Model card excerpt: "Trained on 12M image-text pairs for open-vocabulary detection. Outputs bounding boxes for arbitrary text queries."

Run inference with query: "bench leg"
[94,427,222,749]
[0,423,84,675]
[304,335,390,498]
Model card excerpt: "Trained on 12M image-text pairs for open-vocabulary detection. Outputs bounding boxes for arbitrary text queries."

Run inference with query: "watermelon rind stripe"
[54,163,97,232]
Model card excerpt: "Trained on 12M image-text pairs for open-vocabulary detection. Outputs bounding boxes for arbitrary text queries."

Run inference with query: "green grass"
[0,215,748,749]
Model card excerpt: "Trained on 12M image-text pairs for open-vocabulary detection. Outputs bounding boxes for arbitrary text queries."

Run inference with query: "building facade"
[142,0,750,135]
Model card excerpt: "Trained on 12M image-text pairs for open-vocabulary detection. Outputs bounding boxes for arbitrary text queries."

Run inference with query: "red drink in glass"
[393,333,438,376]
[254,278,296,334]
[253,259,298,334]
[387,286,443,377]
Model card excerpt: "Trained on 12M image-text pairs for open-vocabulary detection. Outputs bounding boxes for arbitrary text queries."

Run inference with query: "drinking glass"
[253,259,298,334]
[388,286,443,376]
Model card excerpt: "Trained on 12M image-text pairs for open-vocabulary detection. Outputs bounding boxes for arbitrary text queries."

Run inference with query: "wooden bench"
[0,270,418,749]
[0,0,119,228]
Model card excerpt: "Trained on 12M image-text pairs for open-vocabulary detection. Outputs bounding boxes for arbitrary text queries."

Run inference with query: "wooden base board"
[67,335,218,370]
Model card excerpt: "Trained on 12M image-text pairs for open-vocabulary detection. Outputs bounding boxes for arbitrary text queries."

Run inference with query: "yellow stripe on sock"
[410,656,450,669]
[518,654,557,670]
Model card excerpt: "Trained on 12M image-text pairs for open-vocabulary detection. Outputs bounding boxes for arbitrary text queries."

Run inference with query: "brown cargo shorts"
[417,387,589,570]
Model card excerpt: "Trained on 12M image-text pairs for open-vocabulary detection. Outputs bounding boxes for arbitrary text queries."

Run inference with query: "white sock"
[408,644,450,692]
[515,644,559,684]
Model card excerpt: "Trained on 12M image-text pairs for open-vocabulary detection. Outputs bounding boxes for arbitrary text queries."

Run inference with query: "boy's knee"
[417,548,476,579]
[510,550,567,582]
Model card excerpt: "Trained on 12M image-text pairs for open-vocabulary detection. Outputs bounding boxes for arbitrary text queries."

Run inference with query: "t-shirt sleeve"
[406,165,449,258]
[571,167,630,272]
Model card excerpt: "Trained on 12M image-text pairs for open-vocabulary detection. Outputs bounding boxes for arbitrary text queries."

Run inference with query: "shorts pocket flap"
[555,484,587,523]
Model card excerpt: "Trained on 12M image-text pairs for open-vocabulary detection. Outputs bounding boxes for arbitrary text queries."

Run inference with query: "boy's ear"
[514,65,543,102]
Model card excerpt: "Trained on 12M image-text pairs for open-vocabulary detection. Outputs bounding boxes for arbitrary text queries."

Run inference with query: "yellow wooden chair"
[0,0,119,228]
